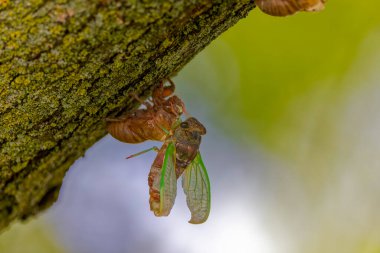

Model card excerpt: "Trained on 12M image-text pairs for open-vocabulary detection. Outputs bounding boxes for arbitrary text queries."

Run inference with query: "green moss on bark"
[0,0,254,231]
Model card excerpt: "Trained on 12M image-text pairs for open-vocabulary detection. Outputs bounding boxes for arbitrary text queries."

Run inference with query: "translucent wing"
[159,141,177,216]
[182,152,211,224]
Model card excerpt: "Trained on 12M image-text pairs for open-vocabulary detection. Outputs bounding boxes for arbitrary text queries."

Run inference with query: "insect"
[255,0,326,16]
[106,79,185,143]
[147,117,210,224]
[106,80,210,223]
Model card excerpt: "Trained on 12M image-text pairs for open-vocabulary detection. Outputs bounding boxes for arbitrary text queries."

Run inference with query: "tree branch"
[0,0,254,230]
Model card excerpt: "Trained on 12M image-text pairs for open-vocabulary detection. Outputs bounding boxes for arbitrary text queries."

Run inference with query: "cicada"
[255,0,326,16]
[106,79,185,143]
[107,81,210,224]
[147,117,210,224]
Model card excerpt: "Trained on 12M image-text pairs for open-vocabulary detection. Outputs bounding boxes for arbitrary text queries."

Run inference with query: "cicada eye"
[180,122,189,128]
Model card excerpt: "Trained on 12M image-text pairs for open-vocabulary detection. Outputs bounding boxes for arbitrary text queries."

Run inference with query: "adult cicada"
[106,79,185,143]
[148,117,210,224]
[255,0,326,16]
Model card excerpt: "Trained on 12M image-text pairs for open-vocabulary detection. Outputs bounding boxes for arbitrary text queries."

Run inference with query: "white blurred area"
[261,30,380,252]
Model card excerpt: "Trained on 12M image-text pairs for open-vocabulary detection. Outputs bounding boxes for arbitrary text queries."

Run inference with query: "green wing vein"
[159,141,177,216]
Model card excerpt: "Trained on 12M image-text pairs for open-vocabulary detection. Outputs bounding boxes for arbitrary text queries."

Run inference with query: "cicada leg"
[130,93,153,109]
[105,116,127,122]
[157,124,172,136]
[126,146,159,159]
[182,106,189,117]
[170,118,182,130]
[163,78,175,97]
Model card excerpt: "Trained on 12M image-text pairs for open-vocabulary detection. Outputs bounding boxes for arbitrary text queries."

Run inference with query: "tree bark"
[0,0,254,231]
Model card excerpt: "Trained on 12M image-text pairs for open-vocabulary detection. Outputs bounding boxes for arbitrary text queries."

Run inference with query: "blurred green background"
[2,1,380,253]
[182,0,379,157]
[179,0,380,194]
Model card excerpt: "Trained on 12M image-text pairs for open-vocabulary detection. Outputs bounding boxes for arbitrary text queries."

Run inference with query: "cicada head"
[183,117,206,135]
[174,117,206,143]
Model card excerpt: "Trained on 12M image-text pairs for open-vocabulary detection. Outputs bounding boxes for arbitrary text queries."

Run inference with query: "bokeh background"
[2,1,380,253]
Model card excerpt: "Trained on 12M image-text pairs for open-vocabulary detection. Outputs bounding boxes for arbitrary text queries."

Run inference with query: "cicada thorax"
[173,117,207,178]
[255,0,325,16]
[106,79,185,143]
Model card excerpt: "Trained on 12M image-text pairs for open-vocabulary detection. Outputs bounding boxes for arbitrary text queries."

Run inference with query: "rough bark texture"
[0,0,254,231]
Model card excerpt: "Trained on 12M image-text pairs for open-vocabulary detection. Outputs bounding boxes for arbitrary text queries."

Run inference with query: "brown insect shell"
[151,79,176,105]
[106,108,178,143]
[162,95,185,117]
[152,83,175,104]
[302,0,325,12]
[106,93,185,144]
[255,0,325,16]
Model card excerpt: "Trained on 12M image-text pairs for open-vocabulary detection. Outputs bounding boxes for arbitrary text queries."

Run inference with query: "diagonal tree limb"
[0,0,254,231]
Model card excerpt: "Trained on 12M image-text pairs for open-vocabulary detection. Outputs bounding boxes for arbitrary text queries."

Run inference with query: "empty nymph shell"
[255,0,326,16]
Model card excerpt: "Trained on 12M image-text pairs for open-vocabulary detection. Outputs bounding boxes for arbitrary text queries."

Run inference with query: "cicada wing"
[159,141,177,216]
[149,142,177,216]
[182,152,211,224]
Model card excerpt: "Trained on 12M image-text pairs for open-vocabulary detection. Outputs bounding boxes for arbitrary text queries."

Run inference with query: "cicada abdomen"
[148,142,177,216]
[107,109,176,143]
